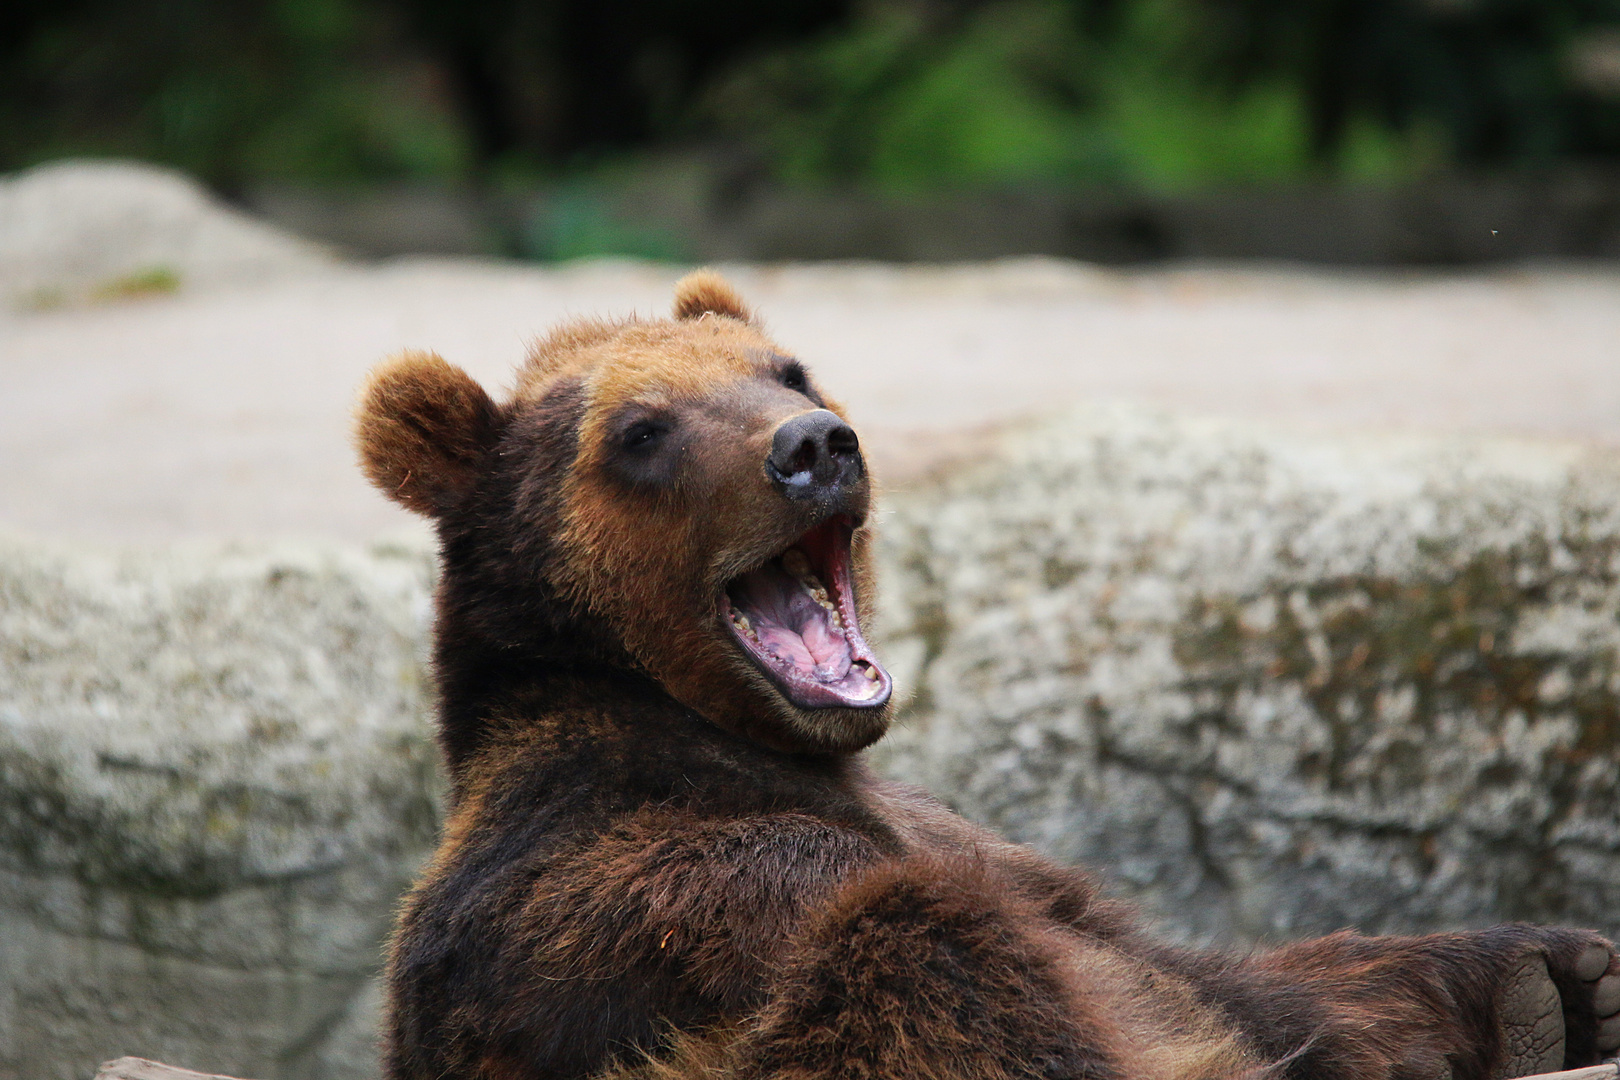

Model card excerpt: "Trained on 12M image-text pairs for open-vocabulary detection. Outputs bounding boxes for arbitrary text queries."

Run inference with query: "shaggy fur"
[355,350,502,517]
[670,269,753,323]
[356,271,1620,1080]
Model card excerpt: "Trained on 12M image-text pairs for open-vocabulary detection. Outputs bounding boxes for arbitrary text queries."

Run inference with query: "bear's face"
[355,273,894,756]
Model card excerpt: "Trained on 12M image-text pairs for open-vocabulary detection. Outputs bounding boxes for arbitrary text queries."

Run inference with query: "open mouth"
[720,516,892,710]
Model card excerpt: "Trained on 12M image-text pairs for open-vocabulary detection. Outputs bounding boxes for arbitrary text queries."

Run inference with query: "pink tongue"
[736,567,852,682]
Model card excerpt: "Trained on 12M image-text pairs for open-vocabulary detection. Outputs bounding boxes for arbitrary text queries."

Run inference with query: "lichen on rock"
[871,406,1620,947]
[0,536,439,1080]
[7,404,1620,1077]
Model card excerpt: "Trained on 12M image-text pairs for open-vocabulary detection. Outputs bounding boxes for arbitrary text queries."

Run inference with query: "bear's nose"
[767,409,863,501]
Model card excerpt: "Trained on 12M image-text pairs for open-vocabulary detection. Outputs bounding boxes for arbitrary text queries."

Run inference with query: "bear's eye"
[781,364,807,392]
[621,420,667,453]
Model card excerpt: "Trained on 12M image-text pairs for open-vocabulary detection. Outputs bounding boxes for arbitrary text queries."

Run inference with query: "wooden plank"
[96,1058,248,1080]
[94,1054,1616,1080]
[1522,1068,1620,1080]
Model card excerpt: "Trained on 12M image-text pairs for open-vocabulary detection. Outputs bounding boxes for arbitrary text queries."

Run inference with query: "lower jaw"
[724,610,893,711]
[720,520,893,713]
[771,673,890,712]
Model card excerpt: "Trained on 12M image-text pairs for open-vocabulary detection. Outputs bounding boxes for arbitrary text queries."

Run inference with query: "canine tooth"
[863,665,878,681]
[782,549,810,576]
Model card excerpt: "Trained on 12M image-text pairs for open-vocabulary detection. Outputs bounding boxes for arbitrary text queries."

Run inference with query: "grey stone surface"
[8,406,1620,1077]
[0,160,333,310]
[870,407,1620,948]
[0,537,440,1080]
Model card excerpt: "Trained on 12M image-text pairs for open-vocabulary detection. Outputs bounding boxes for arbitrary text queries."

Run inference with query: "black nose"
[767,409,863,500]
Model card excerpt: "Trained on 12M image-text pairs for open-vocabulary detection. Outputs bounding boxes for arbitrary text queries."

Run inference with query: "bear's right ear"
[354,350,503,517]
[672,269,753,323]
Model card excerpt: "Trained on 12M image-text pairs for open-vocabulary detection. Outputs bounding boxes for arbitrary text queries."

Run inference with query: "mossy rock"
[872,406,1620,947]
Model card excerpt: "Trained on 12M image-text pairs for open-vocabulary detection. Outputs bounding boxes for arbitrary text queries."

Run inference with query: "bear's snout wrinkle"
[767,408,864,503]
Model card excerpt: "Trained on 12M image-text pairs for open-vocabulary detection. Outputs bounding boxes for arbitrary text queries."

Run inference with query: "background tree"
[2,0,1617,190]
[1187,0,1620,164]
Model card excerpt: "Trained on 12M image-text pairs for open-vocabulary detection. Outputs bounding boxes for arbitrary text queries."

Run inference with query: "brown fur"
[355,350,503,516]
[672,269,753,323]
[356,272,1619,1080]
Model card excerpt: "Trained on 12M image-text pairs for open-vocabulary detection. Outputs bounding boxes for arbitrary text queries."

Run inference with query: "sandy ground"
[3,256,1618,544]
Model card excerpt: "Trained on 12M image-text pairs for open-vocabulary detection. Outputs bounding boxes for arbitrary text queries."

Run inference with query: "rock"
[870,406,1620,947]
[0,160,333,311]
[0,536,440,1080]
[10,404,1620,1076]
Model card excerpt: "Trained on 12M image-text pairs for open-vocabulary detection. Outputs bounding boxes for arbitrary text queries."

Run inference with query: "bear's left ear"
[354,350,503,517]
[672,269,753,323]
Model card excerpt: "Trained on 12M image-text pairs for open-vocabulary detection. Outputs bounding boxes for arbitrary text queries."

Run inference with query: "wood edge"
[1520,1065,1620,1080]
[96,1057,249,1080]
[92,1054,1618,1080]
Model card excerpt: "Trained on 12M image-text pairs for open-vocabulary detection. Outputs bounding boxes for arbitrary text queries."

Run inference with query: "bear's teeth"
[803,578,834,607]
[781,550,832,601]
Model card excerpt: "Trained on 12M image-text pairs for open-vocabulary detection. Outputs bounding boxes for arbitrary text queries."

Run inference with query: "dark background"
[8,0,1620,261]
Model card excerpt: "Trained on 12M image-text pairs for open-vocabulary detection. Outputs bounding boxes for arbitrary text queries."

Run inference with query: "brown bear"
[355,271,1620,1080]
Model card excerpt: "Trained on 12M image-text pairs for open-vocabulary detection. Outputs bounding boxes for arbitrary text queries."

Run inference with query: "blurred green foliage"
[1196,0,1620,164]
[519,187,688,261]
[708,0,1616,190]
[705,0,1452,191]
[0,0,851,188]
[0,0,475,187]
[2,0,1618,192]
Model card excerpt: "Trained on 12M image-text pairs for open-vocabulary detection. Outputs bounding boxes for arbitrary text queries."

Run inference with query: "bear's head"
[354,271,893,761]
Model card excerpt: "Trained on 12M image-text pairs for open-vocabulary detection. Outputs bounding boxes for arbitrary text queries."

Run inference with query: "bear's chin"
[773,697,894,755]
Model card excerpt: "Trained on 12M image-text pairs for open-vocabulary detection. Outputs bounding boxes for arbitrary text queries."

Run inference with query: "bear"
[354,270,1620,1080]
